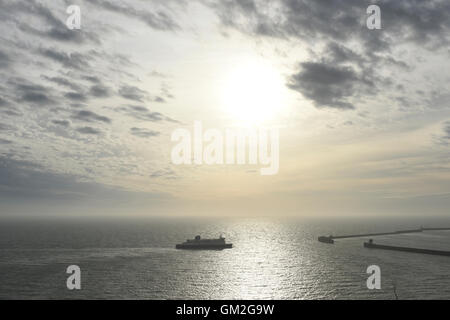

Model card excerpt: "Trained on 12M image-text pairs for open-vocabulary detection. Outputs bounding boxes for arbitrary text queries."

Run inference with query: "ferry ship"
[175,235,232,250]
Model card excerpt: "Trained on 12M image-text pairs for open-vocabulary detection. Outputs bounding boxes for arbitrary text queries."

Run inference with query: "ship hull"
[175,243,233,250]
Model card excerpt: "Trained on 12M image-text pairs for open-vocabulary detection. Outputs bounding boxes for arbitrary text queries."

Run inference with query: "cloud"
[11,80,55,106]
[288,62,363,110]
[52,119,70,127]
[0,50,12,69]
[153,96,166,103]
[118,85,148,102]
[160,84,175,99]
[76,126,102,135]
[72,110,111,123]
[45,27,99,44]
[209,0,450,50]
[115,105,178,123]
[130,127,160,138]
[149,70,169,78]
[19,22,98,44]
[1,0,99,44]
[0,156,170,206]
[209,0,448,110]
[88,0,180,31]
[89,84,112,98]
[65,91,88,102]
[83,76,101,84]
[0,138,13,145]
[21,92,54,105]
[0,97,9,107]
[0,123,16,131]
[439,121,450,144]
[150,168,178,180]
[42,76,82,91]
[0,108,22,117]
[38,47,89,69]
[444,122,450,139]
[323,42,365,66]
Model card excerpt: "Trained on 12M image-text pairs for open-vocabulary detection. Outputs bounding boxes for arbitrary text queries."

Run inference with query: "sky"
[0,0,449,218]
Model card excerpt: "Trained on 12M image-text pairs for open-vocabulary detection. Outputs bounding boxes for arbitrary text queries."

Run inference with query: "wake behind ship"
[175,235,233,250]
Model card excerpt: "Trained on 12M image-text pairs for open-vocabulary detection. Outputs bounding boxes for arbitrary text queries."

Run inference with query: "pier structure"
[317,226,450,257]
[364,239,450,257]
[317,228,423,244]
[421,227,450,231]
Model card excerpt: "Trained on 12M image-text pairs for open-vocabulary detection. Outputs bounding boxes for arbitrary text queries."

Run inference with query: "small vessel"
[175,235,232,250]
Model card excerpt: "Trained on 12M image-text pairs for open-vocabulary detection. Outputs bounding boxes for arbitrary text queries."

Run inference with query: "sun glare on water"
[221,59,287,126]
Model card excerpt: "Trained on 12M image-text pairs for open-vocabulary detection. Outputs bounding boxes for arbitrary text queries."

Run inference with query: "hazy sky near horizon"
[0,0,449,217]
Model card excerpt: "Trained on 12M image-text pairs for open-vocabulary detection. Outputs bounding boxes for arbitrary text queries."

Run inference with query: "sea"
[1,216,450,300]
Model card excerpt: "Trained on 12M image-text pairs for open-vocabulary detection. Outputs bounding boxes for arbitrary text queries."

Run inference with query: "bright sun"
[221,59,286,126]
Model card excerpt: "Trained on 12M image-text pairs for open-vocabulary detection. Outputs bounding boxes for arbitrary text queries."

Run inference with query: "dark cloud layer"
[0,50,12,69]
[119,85,148,102]
[0,97,8,107]
[0,0,179,169]
[42,76,82,91]
[21,92,54,105]
[0,138,12,145]
[0,156,169,205]
[0,123,16,131]
[65,91,88,102]
[52,119,70,127]
[443,121,450,140]
[0,0,99,44]
[208,0,450,109]
[209,0,450,49]
[289,62,363,110]
[88,0,180,31]
[72,110,111,123]
[116,105,178,123]
[150,168,178,180]
[76,126,102,135]
[130,127,160,138]
[89,84,112,98]
[38,48,89,69]
[9,81,55,106]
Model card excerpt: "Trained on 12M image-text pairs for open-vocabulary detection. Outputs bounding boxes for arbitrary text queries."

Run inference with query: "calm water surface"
[1,217,450,299]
